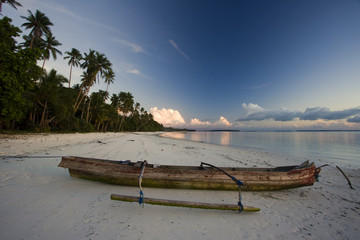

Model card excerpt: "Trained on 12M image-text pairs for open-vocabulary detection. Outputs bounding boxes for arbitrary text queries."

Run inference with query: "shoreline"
[160,131,360,170]
[1,132,359,239]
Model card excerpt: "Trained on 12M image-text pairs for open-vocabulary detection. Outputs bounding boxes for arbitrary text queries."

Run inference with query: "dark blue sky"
[4,0,360,129]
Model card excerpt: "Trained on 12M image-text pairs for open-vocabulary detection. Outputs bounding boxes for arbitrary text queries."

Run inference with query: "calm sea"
[161,131,360,169]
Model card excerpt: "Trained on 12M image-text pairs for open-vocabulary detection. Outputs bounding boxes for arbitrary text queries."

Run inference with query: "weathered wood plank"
[110,194,260,212]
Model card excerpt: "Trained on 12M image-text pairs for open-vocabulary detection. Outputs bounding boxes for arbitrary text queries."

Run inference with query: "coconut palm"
[104,68,115,95]
[38,69,67,128]
[0,0,22,13]
[41,32,62,71]
[21,10,53,48]
[64,48,82,88]
[21,34,44,49]
[118,91,134,131]
[73,50,112,112]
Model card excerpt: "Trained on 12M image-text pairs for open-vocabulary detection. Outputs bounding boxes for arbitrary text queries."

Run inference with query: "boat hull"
[59,156,318,191]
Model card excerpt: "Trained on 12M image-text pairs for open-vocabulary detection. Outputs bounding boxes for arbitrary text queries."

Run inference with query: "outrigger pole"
[110,194,260,212]
[110,160,260,212]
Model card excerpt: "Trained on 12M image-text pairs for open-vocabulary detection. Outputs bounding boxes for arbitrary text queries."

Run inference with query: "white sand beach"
[0,132,359,240]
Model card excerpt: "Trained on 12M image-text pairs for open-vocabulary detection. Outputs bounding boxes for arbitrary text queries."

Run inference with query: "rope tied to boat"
[138,160,147,206]
[315,164,331,182]
[200,162,244,212]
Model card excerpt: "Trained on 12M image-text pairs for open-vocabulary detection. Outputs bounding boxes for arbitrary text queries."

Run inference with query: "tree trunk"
[86,95,92,123]
[119,115,125,132]
[80,99,86,119]
[31,107,37,126]
[39,100,48,128]
[73,82,86,113]
[42,59,46,72]
[74,73,97,113]
[68,64,73,88]
[30,35,35,49]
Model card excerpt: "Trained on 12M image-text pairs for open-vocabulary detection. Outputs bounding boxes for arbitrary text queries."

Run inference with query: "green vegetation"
[0,9,163,132]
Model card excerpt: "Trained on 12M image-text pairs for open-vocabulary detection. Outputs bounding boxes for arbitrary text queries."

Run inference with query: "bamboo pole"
[110,194,260,212]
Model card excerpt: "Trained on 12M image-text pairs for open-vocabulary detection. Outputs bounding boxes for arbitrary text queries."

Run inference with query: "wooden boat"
[58,156,320,191]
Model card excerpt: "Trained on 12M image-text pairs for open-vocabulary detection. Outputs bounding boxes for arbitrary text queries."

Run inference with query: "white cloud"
[150,107,235,129]
[127,68,151,80]
[114,38,145,53]
[169,39,190,61]
[238,103,360,122]
[189,118,212,126]
[119,62,151,80]
[150,107,186,126]
[242,103,264,115]
[149,103,360,130]
[215,116,232,127]
[126,69,141,75]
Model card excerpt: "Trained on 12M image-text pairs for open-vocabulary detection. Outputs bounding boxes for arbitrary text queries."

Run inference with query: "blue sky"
[3,0,360,130]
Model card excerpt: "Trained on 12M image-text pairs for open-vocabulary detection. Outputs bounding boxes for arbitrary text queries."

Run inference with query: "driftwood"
[336,166,355,190]
[110,194,260,212]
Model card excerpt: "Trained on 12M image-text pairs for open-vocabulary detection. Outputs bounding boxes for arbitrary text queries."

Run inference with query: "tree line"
[0,3,163,132]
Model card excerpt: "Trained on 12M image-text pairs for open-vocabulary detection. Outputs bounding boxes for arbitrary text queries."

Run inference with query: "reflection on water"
[163,132,186,140]
[219,132,231,145]
[162,131,232,146]
[161,131,360,168]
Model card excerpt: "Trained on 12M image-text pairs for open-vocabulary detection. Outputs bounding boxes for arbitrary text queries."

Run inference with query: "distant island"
[163,127,196,132]
[295,130,360,132]
[163,128,241,132]
[209,129,240,132]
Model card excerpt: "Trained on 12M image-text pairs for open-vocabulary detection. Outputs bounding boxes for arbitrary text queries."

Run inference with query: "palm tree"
[41,32,62,71]
[119,92,134,115]
[73,50,112,113]
[118,91,134,131]
[64,48,82,88]
[110,93,121,130]
[21,34,44,49]
[38,69,67,128]
[0,0,22,13]
[104,68,115,95]
[73,49,96,112]
[21,10,53,48]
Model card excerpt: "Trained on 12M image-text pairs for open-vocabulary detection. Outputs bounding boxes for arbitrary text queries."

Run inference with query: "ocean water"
[161,131,360,169]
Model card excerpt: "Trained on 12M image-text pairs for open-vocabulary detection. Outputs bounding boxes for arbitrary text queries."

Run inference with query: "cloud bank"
[150,107,186,126]
[150,107,232,129]
[238,103,360,123]
[189,118,211,127]
[150,104,359,130]
[347,115,360,123]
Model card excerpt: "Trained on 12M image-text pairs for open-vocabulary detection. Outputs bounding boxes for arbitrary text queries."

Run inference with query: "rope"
[138,160,147,206]
[315,164,329,181]
[237,185,244,212]
[336,166,355,190]
[315,164,355,190]
[200,162,244,212]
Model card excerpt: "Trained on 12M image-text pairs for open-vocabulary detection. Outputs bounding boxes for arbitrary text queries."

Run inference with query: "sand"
[0,132,359,240]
